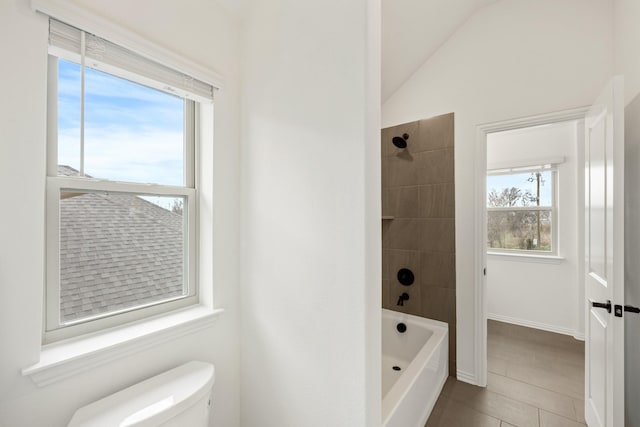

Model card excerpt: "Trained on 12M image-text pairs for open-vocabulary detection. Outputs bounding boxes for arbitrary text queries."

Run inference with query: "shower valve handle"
[397,292,410,306]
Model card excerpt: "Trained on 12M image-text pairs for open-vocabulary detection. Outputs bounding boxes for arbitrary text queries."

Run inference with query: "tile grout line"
[493,354,584,401]
[487,323,585,426]
[444,386,538,427]
[539,408,588,426]
[501,372,584,401]
[486,371,585,422]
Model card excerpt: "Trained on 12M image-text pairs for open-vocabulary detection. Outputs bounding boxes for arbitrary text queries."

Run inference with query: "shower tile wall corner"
[381,112,457,375]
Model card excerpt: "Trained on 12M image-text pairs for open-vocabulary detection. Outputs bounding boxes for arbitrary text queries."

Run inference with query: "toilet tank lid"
[67,361,215,427]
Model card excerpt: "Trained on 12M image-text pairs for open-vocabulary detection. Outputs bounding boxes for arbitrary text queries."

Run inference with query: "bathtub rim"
[381,308,449,426]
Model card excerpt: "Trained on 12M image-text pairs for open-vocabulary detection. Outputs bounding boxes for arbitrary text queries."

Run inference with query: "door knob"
[592,300,612,313]
[624,305,640,314]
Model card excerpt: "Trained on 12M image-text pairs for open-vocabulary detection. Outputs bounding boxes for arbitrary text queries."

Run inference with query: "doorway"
[485,118,588,426]
[486,120,583,337]
[473,108,589,388]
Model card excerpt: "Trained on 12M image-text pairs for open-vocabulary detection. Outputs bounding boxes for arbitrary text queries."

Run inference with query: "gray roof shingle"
[57,166,184,322]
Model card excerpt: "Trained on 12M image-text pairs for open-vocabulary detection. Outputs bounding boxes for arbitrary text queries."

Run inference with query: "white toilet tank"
[67,361,215,427]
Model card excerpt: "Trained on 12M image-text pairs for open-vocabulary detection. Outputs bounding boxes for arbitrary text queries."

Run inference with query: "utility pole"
[536,172,541,248]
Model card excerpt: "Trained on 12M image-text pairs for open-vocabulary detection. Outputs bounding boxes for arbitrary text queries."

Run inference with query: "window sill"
[487,251,565,264]
[22,305,224,387]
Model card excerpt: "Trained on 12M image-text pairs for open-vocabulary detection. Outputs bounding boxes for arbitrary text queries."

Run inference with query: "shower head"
[392,133,409,149]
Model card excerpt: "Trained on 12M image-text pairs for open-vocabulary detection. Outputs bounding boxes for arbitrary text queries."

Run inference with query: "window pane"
[58,60,81,173]
[487,209,552,251]
[59,190,186,323]
[487,171,552,207]
[57,59,185,186]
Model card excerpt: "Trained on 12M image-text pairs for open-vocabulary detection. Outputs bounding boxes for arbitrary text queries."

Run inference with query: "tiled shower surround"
[381,112,456,374]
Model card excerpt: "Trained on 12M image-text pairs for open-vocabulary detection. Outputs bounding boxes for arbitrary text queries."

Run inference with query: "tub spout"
[397,292,410,306]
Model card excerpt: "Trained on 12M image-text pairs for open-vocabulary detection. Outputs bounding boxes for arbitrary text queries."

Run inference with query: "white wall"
[0,1,241,426]
[239,0,381,425]
[614,0,640,106]
[614,1,640,425]
[486,121,583,337]
[382,0,613,381]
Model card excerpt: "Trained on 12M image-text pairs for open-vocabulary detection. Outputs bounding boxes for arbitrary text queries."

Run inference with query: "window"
[45,19,214,342]
[486,167,557,254]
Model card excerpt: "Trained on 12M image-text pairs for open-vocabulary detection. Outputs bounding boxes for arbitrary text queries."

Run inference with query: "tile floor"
[425,320,586,427]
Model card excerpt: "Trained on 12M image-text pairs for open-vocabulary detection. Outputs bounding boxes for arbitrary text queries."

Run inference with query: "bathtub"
[381,308,448,427]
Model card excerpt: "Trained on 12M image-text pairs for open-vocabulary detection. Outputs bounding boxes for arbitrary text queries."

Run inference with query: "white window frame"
[19,3,225,385]
[45,54,199,343]
[486,166,558,256]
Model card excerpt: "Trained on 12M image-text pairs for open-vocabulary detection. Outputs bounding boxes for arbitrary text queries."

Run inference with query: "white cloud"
[56,58,187,187]
[59,128,184,186]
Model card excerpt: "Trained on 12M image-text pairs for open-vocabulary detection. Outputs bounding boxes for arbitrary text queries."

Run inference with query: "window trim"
[44,54,199,343]
[21,0,223,385]
[32,0,223,92]
[486,251,565,264]
[24,306,224,386]
[486,168,559,256]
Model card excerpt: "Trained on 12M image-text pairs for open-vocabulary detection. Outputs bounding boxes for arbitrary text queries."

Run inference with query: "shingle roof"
[58,166,184,322]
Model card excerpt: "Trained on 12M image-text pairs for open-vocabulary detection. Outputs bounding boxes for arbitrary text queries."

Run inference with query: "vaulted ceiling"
[382,0,497,101]
[215,0,498,101]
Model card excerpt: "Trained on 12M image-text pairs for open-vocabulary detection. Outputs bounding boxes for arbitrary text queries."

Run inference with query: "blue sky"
[487,170,552,206]
[57,59,185,187]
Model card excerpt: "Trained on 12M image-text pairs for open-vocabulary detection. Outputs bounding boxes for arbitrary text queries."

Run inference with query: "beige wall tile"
[419,183,455,218]
[421,252,456,288]
[384,186,420,218]
[383,219,455,252]
[382,218,423,250]
[448,322,457,375]
[416,113,454,152]
[381,156,389,189]
[381,279,391,309]
[381,218,392,246]
[381,115,456,384]
[384,148,454,187]
[421,287,456,323]
[381,186,390,215]
[421,219,456,252]
[384,249,420,284]
[381,249,390,281]
[381,120,418,157]
[387,279,421,316]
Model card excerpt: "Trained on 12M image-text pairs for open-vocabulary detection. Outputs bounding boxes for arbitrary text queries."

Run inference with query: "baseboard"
[487,313,582,339]
[456,369,478,385]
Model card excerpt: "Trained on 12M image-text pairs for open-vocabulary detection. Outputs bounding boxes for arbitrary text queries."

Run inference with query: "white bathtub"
[381,308,448,427]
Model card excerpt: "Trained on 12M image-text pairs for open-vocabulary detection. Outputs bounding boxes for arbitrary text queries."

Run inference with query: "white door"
[584,76,625,427]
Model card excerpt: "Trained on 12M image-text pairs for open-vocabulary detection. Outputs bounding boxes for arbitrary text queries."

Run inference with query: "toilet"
[67,361,215,427]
